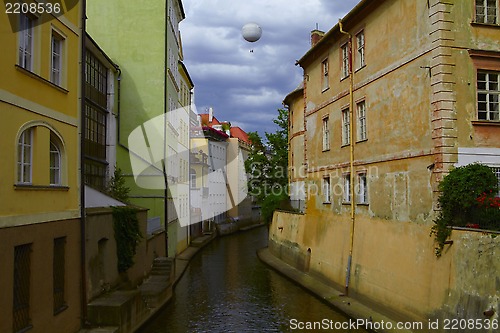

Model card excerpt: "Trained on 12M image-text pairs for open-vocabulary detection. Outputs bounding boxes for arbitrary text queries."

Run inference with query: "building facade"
[0,5,84,333]
[277,0,500,323]
[86,0,192,256]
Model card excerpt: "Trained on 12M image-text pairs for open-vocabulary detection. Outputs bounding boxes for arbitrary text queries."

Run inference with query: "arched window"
[16,123,65,186]
[50,138,61,186]
[17,128,33,184]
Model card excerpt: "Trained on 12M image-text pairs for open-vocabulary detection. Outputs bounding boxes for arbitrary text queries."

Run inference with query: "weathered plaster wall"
[270,211,499,326]
[86,208,166,301]
[0,219,81,333]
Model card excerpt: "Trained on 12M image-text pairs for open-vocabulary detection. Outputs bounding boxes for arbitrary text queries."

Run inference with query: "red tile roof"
[230,126,250,144]
[199,113,220,126]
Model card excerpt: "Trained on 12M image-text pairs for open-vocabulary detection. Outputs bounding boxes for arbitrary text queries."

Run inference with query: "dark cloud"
[181,0,359,136]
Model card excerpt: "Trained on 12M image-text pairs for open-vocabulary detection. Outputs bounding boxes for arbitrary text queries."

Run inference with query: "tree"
[245,108,292,222]
[106,167,130,202]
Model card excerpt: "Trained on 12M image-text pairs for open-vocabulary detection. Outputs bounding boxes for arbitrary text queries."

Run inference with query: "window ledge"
[54,304,68,316]
[342,201,351,205]
[354,64,366,73]
[14,184,69,191]
[471,22,500,29]
[356,138,368,143]
[341,143,351,148]
[15,65,69,93]
[323,201,331,205]
[16,325,33,333]
[322,87,330,93]
[357,202,369,206]
[471,120,500,126]
[322,148,330,152]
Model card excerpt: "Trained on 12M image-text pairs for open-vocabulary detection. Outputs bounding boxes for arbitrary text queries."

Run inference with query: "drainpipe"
[339,19,355,297]
[164,0,169,257]
[80,0,88,326]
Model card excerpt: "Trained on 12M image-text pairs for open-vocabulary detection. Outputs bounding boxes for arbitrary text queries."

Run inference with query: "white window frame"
[477,71,499,121]
[50,140,61,186]
[51,32,64,86]
[357,172,368,204]
[17,128,33,184]
[323,176,331,203]
[322,116,330,151]
[356,31,365,70]
[343,173,351,203]
[357,101,367,141]
[322,58,329,91]
[342,108,350,146]
[491,166,500,196]
[475,0,498,24]
[18,14,34,71]
[341,43,350,79]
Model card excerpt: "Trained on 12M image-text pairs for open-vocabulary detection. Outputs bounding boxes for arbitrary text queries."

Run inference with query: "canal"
[139,226,368,333]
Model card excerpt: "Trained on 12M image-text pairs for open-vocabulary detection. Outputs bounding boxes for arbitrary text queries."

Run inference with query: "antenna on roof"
[316,23,319,30]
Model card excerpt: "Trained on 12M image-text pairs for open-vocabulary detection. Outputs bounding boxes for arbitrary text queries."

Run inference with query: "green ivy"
[112,206,142,272]
[431,163,499,257]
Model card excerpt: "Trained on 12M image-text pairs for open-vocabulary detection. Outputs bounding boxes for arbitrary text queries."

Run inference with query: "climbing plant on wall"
[431,163,500,257]
[112,206,142,272]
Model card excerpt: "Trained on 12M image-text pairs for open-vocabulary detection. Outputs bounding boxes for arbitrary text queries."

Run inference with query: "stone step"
[87,290,148,332]
[85,327,119,333]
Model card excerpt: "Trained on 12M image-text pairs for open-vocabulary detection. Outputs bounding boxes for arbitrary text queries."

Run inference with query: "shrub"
[112,206,142,272]
[431,163,499,257]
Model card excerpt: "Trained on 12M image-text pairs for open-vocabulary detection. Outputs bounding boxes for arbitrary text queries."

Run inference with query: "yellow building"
[0,4,83,333]
[275,0,500,325]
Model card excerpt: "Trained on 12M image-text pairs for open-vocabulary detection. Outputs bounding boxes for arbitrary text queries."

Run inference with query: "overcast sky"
[180,0,361,137]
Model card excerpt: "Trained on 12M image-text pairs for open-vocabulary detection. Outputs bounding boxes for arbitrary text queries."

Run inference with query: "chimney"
[208,107,213,123]
[311,29,324,47]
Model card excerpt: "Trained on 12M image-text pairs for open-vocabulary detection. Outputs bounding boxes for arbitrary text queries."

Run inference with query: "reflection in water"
[139,226,367,333]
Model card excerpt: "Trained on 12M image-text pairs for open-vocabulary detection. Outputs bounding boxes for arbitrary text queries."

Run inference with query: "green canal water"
[138,226,368,333]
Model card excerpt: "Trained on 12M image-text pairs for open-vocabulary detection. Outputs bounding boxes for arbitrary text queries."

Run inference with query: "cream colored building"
[275,0,500,325]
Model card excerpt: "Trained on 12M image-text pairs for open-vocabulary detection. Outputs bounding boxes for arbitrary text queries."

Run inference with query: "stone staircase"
[139,257,174,309]
[86,257,174,333]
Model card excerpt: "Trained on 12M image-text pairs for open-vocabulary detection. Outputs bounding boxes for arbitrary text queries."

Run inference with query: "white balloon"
[242,23,262,43]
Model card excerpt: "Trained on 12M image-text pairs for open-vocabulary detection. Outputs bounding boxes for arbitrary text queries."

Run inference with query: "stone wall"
[269,211,500,327]
[86,207,166,301]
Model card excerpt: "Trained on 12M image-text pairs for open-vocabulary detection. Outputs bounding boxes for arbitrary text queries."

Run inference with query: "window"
[50,139,61,186]
[322,116,330,151]
[322,58,329,91]
[51,32,63,85]
[343,173,351,203]
[341,43,350,79]
[85,51,108,109]
[357,101,367,141]
[477,71,499,120]
[13,243,32,333]
[342,108,350,146]
[17,128,33,184]
[356,31,365,69]
[475,0,498,24]
[323,176,331,203]
[18,14,34,71]
[491,167,500,196]
[53,237,66,314]
[357,173,368,204]
[84,51,109,189]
